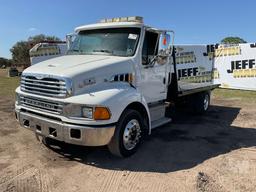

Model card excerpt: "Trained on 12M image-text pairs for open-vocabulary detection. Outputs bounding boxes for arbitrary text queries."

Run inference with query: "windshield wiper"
[93,49,112,53]
[67,49,84,55]
[70,49,80,52]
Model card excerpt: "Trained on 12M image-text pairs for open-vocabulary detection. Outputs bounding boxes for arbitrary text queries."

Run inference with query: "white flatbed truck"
[15,16,219,157]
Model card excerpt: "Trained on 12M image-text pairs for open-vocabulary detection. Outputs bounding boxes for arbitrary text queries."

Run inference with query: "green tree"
[28,34,61,44]
[0,57,12,68]
[221,37,247,44]
[10,41,30,66]
[10,34,61,66]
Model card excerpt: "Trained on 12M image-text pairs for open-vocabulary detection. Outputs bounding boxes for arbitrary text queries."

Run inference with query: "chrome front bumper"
[15,110,115,146]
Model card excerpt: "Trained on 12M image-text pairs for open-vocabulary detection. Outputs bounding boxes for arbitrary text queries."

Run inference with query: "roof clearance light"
[100,16,143,24]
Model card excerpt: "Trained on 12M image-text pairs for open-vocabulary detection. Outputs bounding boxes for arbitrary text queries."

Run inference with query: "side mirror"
[155,33,172,65]
[159,33,171,55]
[66,33,76,50]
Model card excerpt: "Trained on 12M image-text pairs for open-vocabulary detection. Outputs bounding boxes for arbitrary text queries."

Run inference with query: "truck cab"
[15,16,217,157]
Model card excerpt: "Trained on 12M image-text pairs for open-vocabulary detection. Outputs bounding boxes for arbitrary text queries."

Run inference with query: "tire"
[108,109,145,157]
[193,92,210,114]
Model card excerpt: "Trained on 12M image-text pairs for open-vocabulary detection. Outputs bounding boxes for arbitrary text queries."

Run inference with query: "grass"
[212,88,256,102]
[0,76,20,98]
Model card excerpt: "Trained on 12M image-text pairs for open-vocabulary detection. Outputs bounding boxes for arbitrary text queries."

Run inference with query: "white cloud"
[28,27,38,32]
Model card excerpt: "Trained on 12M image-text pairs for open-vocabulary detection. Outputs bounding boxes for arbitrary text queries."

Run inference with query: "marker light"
[100,16,143,24]
[94,107,111,120]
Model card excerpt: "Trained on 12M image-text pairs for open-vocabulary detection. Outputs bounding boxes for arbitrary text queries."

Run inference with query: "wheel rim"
[204,94,209,111]
[123,119,141,150]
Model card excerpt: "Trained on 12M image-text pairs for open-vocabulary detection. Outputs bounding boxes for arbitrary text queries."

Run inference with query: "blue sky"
[0,0,255,58]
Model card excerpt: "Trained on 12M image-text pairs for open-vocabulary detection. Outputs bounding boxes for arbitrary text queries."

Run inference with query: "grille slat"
[20,89,66,97]
[20,97,63,108]
[20,81,66,89]
[20,96,63,114]
[21,75,67,97]
[21,85,66,94]
[21,76,66,85]
[20,102,63,113]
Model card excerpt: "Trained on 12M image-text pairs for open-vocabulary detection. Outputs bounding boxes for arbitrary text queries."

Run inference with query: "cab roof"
[75,22,145,33]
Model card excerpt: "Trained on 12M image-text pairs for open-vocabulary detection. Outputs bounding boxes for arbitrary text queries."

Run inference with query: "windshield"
[68,28,141,57]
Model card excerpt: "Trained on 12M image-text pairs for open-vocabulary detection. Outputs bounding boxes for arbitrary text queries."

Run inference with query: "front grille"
[21,75,67,97]
[20,108,62,122]
[20,95,63,114]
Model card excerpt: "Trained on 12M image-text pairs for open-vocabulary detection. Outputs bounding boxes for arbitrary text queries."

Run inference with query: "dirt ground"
[0,69,7,77]
[0,94,256,192]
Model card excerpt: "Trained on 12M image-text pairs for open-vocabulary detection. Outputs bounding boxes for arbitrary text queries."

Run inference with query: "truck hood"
[23,55,131,78]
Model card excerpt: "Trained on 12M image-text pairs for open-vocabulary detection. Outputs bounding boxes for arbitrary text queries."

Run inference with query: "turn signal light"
[94,107,111,120]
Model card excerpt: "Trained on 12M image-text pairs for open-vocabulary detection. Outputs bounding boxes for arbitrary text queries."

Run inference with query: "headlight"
[66,79,73,97]
[82,107,93,119]
[15,93,20,105]
[82,106,111,120]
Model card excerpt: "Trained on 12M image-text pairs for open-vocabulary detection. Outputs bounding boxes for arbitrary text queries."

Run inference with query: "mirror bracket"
[66,33,77,50]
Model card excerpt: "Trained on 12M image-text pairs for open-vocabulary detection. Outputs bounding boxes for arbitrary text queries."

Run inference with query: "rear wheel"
[193,92,210,114]
[108,109,145,157]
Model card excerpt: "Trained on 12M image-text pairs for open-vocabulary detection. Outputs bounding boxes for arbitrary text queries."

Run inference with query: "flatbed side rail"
[178,84,220,97]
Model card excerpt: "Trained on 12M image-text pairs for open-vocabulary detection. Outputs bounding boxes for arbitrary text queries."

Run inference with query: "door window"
[142,31,159,65]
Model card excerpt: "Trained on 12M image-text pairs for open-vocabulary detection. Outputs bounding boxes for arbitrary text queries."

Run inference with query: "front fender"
[64,82,151,127]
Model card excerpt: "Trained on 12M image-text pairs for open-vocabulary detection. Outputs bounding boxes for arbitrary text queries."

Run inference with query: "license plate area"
[20,112,64,141]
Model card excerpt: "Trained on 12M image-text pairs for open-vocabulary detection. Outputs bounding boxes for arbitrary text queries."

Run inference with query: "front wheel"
[108,109,145,157]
